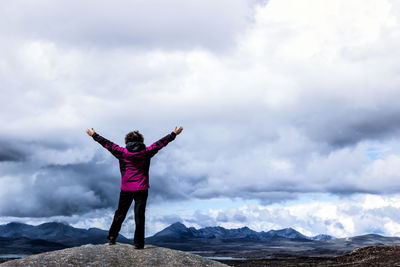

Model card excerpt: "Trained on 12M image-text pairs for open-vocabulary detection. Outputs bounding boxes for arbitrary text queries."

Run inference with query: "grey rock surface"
[1,243,229,267]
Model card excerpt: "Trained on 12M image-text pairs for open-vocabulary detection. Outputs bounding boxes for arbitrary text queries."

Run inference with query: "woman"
[86,126,183,249]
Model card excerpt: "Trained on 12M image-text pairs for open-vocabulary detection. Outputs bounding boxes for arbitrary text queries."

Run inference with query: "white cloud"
[0,0,259,50]
[165,194,400,238]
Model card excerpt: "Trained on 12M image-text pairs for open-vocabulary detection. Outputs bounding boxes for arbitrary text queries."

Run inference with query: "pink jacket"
[92,132,176,191]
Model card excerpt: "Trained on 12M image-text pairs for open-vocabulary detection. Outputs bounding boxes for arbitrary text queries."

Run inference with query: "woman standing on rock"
[86,126,183,249]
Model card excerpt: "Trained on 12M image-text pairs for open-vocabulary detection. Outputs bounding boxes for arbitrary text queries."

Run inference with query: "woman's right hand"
[86,128,96,137]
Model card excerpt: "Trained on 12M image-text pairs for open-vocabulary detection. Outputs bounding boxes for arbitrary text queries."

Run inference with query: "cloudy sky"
[1,0,400,239]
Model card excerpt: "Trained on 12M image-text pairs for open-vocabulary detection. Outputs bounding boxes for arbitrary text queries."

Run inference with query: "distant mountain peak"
[166,222,188,232]
[0,221,131,248]
[170,221,187,228]
[150,223,335,241]
[153,222,193,238]
[6,222,28,226]
[39,221,69,226]
[263,227,309,240]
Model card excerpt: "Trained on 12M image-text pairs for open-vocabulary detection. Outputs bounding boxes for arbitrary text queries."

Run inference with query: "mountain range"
[0,222,130,255]
[2,221,400,259]
[150,222,333,241]
[146,222,400,258]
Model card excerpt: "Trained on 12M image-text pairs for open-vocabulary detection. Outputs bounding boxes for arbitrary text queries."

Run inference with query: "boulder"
[1,243,228,267]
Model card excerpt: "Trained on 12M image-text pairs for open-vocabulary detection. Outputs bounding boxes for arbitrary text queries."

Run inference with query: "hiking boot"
[134,244,144,249]
[108,236,116,245]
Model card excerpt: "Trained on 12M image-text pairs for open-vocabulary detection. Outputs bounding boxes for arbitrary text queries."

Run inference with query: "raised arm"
[86,128,125,159]
[146,126,183,158]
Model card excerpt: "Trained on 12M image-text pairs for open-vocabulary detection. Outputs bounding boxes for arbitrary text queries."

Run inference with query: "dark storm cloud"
[0,140,26,162]
[148,175,189,203]
[0,135,202,217]
[297,103,400,148]
[0,158,121,217]
[37,162,120,208]
[148,170,208,204]
[0,137,72,163]
[326,186,379,196]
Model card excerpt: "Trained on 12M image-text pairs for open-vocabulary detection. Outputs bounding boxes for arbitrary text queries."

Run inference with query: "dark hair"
[125,130,144,144]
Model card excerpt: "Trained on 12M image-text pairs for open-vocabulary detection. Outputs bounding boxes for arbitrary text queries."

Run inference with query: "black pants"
[108,189,148,246]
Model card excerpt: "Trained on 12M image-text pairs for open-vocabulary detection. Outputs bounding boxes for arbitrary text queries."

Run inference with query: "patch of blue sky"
[366,147,382,161]
[365,143,391,161]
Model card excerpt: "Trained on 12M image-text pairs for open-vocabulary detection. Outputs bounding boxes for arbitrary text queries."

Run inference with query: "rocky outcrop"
[1,243,228,267]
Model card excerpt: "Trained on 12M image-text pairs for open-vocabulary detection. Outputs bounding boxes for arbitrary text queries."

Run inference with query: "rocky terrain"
[3,244,400,266]
[218,245,400,266]
[0,243,228,267]
[3,221,400,266]
[146,222,400,259]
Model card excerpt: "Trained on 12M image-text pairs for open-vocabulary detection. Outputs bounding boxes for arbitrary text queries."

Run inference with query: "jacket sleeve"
[146,132,176,158]
[92,133,125,159]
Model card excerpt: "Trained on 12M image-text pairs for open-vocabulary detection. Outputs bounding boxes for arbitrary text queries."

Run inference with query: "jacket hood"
[126,141,146,152]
